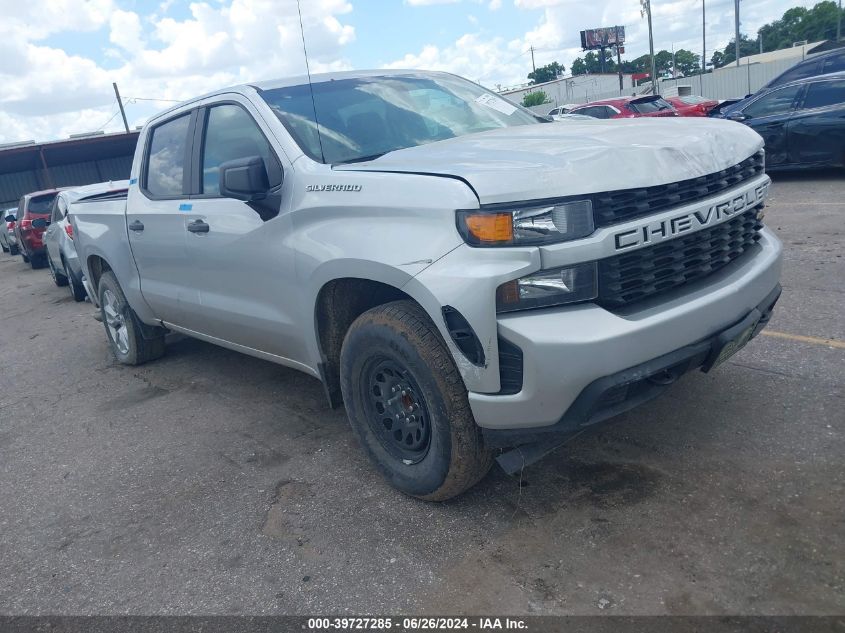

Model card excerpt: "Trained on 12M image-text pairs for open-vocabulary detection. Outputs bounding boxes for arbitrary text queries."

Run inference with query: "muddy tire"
[340,300,493,501]
[98,271,165,365]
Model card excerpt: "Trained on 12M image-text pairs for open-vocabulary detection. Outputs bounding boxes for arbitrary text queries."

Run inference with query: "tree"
[528,61,565,84]
[673,49,701,76]
[522,90,549,107]
[712,1,844,68]
[570,50,616,75]
[712,35,760,68]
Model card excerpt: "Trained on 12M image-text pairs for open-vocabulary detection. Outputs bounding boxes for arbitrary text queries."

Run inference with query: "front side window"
[201,104,281,195]
[145,113,191,197]
[258,73,540,164]
[743,85,802,118]
[801,80,845,110]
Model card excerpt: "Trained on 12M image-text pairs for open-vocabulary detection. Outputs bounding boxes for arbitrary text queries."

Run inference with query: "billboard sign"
[580,26,626,50]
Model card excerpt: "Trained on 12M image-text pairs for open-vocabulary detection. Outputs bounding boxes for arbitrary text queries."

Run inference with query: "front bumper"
[469,227,782,434]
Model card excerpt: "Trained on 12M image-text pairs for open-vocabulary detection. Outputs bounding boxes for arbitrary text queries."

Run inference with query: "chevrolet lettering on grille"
[612,181,770,251]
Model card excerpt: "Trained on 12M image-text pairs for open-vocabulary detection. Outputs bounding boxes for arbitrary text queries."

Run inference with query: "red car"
[14,189,61,269]
[569,95,679,119]
[666,95,720,117]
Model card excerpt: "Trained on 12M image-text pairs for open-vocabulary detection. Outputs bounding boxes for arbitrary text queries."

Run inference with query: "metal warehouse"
[0,131,139,209]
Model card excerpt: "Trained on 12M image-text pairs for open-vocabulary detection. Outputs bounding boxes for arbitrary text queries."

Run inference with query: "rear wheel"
[30,253,46,269]
[98,271,166,365]
[64,259,87,302]
[9,243,19,256]
[340,300,493,501]
[21,251,29,263]
[1,242,7,253]
[48,253,69,287]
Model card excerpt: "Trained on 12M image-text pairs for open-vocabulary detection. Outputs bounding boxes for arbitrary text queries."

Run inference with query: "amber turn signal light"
[463,213,514,243]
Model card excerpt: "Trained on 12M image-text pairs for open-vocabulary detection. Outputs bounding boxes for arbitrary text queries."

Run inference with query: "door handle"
[187,219,209,233]
[128,220,144,232]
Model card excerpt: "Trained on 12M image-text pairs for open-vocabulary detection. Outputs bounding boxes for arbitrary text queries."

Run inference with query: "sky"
[0,0,824,143]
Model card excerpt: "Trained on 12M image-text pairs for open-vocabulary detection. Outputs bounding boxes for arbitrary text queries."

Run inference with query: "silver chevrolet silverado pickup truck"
[72,70,782,500]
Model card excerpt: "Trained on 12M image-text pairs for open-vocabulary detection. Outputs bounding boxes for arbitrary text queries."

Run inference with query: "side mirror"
[3,214,14,223]
[728,111,747,122]
[31,218,49,229]
[219,156,270,202]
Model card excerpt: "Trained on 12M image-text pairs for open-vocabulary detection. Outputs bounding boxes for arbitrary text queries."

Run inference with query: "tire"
[21,251,29,263]
[64,259,87,302]
[9,244,19,256]
[98,271,166,365]
[1,243,8,253]
[340,300,493,501]
[30,253,46,269]
[48,253,69,287]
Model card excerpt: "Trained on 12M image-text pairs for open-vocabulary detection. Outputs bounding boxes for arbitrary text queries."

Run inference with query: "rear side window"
[821,53,845,74]
[27,193,57,215]
[145,114,191,197]
[630,97,672,114]
[773,59,819,87]
[200,104,281,195]
[743,84,802,118]
[802,79,845,109]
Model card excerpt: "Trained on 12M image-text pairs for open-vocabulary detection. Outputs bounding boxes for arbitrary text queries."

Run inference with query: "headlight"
[457,200,594,247]
[496,262,598,313]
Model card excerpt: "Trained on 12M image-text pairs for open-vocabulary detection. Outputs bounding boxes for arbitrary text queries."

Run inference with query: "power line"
[95,108,121,132]
[123,96,183,103]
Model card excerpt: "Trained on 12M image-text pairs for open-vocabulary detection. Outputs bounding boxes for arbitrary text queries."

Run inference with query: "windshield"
[27,193,57,215]
[258,74,540,164]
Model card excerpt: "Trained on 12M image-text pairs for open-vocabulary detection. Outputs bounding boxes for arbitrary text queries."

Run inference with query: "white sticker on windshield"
[475,93,517,116]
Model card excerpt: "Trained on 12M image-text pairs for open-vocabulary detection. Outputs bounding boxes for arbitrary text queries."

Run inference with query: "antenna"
[296,0,326,163]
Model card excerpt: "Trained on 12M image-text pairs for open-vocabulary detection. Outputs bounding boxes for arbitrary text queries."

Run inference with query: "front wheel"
[98,271,166,365]
[340,301,493,501]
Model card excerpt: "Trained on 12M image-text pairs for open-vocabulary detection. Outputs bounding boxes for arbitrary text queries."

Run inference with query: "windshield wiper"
[333,152,389,166]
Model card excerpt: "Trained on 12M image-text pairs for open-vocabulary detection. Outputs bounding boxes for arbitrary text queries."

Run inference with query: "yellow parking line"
[761,330,845,349]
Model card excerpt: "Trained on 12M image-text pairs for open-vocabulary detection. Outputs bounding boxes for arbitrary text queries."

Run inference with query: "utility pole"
[759,30,763,54]
[112,82,130,134]
[701,0,706,94]
[616,26,623,92]
[838,0,841,42]
[734,0,741,67]
[529,46,536,73]
[641,0,658,95]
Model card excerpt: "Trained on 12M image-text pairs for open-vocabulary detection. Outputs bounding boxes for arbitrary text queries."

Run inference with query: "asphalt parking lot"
[0,171,843,616]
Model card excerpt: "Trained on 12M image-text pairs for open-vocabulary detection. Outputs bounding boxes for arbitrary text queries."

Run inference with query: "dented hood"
[333,117,763,205]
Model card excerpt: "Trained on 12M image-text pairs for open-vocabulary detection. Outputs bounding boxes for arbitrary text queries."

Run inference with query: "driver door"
[736,84,803,168]
[181,100,300,359]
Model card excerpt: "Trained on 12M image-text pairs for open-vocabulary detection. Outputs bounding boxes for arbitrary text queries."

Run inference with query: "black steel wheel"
[360,356,431,464]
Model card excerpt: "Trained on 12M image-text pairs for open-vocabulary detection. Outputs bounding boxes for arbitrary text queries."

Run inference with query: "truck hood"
[333,117,763,205]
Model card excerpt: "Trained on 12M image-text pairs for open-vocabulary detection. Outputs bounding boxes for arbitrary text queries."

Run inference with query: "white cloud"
[405,0,461,5]
[0,0,356,143]
[488,0,502,9]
